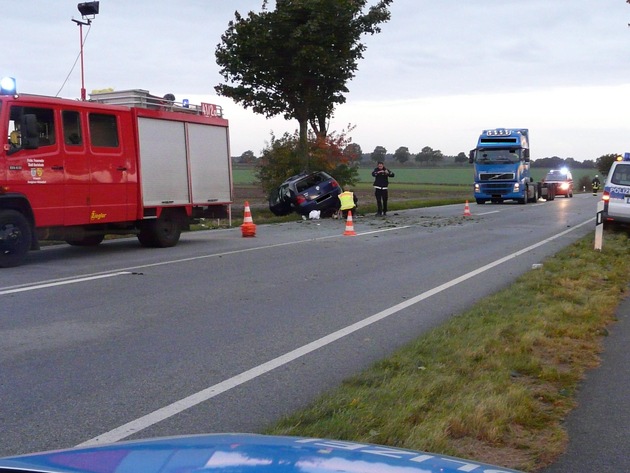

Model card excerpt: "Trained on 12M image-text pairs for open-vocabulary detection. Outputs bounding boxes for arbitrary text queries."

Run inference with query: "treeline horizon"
[233,153,598,169]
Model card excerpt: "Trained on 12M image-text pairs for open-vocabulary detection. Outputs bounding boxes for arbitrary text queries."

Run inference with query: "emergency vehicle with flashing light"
[602,153,630,226]
[542,167,573,198]
[468,128,553,204]
[0,77,233,267]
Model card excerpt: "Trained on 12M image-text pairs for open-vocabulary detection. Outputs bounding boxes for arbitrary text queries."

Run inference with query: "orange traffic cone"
[343,210,357,236]
[241,201,256,237]
[463,200,472,217]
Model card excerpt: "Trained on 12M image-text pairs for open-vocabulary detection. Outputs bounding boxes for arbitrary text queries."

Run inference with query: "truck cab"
[469,128,537,205]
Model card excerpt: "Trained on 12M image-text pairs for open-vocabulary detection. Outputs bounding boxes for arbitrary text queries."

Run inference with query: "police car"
[602,154,630,226]
[0,433,524,473]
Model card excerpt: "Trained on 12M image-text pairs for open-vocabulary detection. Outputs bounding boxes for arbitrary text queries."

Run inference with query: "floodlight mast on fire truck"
[72,2,100,101]
[0,82,233,267]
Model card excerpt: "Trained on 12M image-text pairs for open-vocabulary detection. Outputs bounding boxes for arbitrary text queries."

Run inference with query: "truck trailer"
[0,78,233,267]
[468,128,553,204]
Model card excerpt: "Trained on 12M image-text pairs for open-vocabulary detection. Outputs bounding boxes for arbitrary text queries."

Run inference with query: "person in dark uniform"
[591,175,601,195]
[371,161,395,216]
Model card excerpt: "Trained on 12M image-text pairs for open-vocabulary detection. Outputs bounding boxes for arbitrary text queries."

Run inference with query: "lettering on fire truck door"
[6,105,65,227]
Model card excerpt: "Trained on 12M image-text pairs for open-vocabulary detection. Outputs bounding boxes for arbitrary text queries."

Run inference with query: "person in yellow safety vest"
[338,190,358,219]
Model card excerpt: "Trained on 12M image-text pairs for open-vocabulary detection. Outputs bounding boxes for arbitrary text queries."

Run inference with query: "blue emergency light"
[0,77,17,95]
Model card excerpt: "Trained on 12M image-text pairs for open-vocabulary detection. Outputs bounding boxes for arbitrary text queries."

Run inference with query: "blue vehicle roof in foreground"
[0,434,523,473]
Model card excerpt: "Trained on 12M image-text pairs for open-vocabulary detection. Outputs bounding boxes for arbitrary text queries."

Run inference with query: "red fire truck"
[0,78,233,267]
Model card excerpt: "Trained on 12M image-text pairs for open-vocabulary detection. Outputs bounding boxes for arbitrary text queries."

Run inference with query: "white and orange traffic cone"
[241,201,256,237]
[463,200,472,217]
[343,210,357,236]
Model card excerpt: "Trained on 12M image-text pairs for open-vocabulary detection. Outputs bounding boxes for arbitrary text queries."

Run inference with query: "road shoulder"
[543,292,630,472]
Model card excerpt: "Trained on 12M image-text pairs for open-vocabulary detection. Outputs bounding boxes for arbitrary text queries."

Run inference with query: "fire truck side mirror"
[21,114,39,150]
[468,150,475,164]
[523,149,530,162]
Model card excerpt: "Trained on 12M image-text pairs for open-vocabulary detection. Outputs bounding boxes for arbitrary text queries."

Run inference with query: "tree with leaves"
[596,153,621,176]
[371,145,387,163]
[394,146,411,164]
[239,150,257,164]
[343,142,363,162]
[415,146,443,166]
[256,129,359,194]
[215,0,392,168]
[454,152,468,165]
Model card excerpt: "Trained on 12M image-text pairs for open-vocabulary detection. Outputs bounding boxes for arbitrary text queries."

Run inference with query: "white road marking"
[476,210,500,215]
[0,227,408,295]
[0,272,132,295]
[76,217,594,446]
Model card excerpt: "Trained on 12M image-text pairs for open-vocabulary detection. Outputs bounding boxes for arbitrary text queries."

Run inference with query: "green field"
[233,166,599,189]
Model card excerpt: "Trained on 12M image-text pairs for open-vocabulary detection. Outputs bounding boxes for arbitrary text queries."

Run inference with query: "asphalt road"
[1,194,599,460]
[542,294,630,473]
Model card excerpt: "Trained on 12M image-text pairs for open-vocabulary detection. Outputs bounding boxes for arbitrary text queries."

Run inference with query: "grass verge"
[264,230,630,472]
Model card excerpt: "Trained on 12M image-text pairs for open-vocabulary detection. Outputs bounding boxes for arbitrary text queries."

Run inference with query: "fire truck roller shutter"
[187,123,231,204]
[137,117,190,207]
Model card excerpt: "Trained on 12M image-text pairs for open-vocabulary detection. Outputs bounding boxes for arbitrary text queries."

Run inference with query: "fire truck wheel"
[138,212,182,248]
[137,225,158,247]
[65,234,105,246]
[0,210,32,268]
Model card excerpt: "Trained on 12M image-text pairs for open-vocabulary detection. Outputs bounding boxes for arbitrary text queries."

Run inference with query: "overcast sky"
[5,0,630,161]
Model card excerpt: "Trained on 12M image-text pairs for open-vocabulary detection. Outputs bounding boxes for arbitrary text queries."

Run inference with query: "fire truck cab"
[0,77,233,267]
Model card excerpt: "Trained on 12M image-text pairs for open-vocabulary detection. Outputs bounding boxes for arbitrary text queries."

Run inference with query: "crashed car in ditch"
[268,171,342,217]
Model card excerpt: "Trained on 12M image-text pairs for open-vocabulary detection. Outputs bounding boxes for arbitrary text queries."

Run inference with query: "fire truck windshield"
[476,149,521,164]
